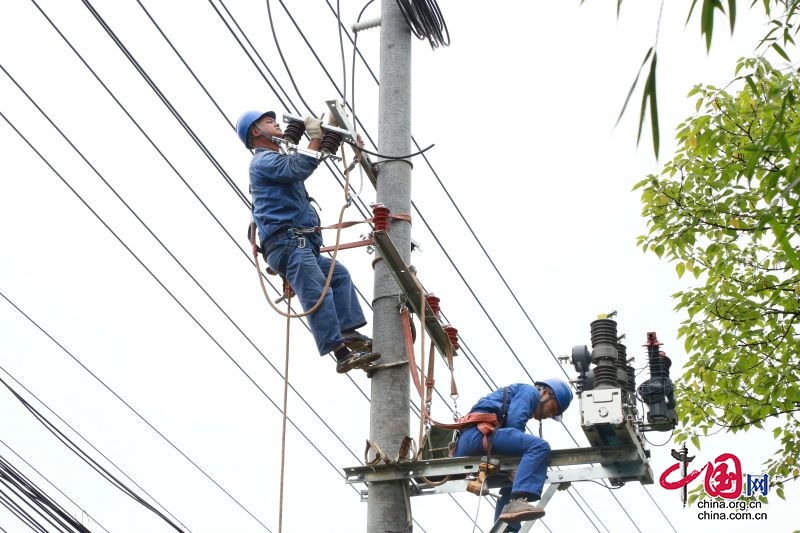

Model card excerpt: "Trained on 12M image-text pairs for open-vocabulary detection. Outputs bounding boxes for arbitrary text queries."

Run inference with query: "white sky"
[0,1,796,532]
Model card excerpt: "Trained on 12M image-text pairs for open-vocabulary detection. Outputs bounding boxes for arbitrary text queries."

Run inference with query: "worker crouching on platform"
[454,379,573,530]
[236,110,380,374]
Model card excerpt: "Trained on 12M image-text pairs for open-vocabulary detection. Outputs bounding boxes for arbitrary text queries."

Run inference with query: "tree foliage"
[634,56,800,497]
[614,0,800,159]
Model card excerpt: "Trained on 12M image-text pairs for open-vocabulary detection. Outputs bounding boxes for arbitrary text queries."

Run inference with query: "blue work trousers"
[266,237,366,355]
[454,425,550,527]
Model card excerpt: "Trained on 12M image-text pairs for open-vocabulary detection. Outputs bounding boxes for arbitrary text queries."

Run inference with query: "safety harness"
[433,387,509,454]
[402,298,509,455]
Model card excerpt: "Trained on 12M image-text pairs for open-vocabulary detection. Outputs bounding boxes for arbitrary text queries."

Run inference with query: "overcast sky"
[0,1,796,532]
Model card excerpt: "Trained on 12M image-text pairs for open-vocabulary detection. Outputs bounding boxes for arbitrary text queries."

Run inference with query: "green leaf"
[771,42,790,61]
[648,52,660,158]
[701,0,717,51]
[616,47,654,130]
[727,0,736,33]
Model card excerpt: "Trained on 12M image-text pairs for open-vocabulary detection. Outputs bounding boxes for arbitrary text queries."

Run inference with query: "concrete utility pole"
[368,0,412,532]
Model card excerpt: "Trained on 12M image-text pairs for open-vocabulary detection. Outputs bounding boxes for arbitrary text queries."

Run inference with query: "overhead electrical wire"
[0,491,48,533]
[210,0,300,116]
[264,0,315,115]
[78,0,251,209]
[0,439,112,533]
[0,453,93,533]
[0,373,186,532]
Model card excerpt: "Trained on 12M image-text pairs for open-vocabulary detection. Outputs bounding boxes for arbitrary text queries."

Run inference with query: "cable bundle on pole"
[395,0,450,49]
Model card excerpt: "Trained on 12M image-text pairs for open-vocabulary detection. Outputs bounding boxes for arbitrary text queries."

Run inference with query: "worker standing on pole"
[236,109,380,374]
[454,379,573,531]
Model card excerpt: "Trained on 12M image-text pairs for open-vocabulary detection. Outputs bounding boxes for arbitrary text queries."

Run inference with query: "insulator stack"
[443,325,459,351]
[590,319,618,345]
[616,342,629,390]
[589,318,619,389]
[616,342,638,417]
[372,204,390,232]
[626,366,636,396]
[645,332,670,378]
[425,294,441,317]
[617,343,637,396]
[637,331,677,430]
[320,130,344,154]
[283,120,305,145]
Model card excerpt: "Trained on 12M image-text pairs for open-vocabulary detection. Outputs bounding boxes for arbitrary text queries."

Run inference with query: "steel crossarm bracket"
[350,458,651,503]
[391,461,651,499]
[325,100,378,187]
[371,230,455,360]
[344,445,648,485]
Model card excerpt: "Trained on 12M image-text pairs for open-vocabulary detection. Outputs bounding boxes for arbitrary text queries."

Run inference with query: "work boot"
[498,498,545,523]
[336,351,381,374]
[342,330,372,352]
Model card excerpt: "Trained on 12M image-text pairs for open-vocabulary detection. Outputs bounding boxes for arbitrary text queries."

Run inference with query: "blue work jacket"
[469,383,541,432]
[249,148,322,247]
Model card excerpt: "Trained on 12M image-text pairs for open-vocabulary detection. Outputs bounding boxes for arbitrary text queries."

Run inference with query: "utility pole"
[368,0,412,532]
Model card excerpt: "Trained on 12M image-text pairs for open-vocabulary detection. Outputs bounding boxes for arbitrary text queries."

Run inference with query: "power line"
[0,439,112,533]
[0,371,184,532]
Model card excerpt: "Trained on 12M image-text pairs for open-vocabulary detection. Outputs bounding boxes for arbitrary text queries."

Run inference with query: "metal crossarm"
[344,443,654,497]
[371,230,456,361]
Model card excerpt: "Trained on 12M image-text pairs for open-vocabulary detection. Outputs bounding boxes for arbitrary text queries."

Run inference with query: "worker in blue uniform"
[454,379,573,530]
[235,110,380,374]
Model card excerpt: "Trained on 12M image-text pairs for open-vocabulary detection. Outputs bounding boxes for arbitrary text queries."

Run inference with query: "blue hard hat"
[236,110,276,148]
[535,378,573,421]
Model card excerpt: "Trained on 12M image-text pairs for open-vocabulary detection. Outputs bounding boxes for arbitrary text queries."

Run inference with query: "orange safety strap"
[320,237,374,254]
[429,412,500,454]
[250,213,410,256]
[314,212,412,233]
[425,340,436,408]
[402,307,424,399]
[401,309,495,452]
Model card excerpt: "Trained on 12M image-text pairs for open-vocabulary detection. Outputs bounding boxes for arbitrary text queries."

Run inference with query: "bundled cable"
[0,375,187,532]
[395,0,450,49]
[0,454,92,533]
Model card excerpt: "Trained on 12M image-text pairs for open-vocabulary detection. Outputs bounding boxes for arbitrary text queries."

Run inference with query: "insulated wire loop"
[342,138,433,160]
[395,0,450,49]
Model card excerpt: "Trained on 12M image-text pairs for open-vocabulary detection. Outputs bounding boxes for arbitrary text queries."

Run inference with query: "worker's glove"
[304,116,323,140]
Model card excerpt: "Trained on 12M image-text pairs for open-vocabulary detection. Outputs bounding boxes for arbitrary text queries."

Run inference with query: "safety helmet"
[535,378,573,421]
[236,110,276,148]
